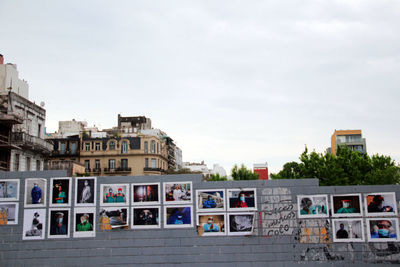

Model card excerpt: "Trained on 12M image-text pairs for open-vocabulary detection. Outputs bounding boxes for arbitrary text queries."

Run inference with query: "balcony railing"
[143,167,164,172]
[11,132,53,153]
[104,167,132,174]
[92,168,102,173]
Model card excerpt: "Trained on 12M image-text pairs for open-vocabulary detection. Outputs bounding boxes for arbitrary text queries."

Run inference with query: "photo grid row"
[298,193,400,242]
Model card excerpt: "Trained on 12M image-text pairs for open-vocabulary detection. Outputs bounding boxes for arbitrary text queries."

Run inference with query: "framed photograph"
[331,194,362,217]
[196,189,225,212]
[100,184,129,206]
[0,202,19,225]
[99,207,129,230]
[73,208,96,238]
[24,178,47,208]
[132,183,160,205]
[364,192,397,216]
[297,195,329,218]
[227,212,255,236]
[49,177,72,207]
[132,206,161,229]
[75,177,96,207]
[164,182,192,204]
[197,213,226,236]
[22,209,46,240]
[332,219,365,242]
[227,188,257,211]
[0,179,20,201]
[164,205,193,228]
[48,208,70,238]
[367,218,399,242]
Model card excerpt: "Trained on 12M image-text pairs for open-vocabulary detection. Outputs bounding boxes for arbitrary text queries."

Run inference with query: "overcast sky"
[1,1,399,174]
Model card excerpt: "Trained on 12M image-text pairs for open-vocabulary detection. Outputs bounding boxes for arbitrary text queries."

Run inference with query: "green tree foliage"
[207,173,228,181]
[271,146,400,186]
[231,164,259,180]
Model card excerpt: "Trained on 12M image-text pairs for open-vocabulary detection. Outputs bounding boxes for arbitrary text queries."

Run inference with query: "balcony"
[143,167,165,173]
[11,132,53,154]
[92,168,102,174]
[104,167,132,174]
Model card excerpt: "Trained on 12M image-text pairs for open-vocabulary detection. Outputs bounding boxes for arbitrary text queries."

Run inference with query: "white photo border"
[297,194,329,219]
[227,188,258,212]
[49,177,72,207]
[0,179,20,201]
[227,212,256,236]
[197,212,226,236]
[196,189,226,212]
[331,193,363,218]
[366,218,400,242]
[364,192,398,217]
[131,206,161,229]
[47,208,71,239]
[74,177,97,207]
[22,208,46,240]
[131,182,161,205]
[0,202,19,225]
[332,218,365,242]
[164,205,193,228]
[163,181,193,204]
[100,183,130,206]
[73,207,96,238]
[24,178,47,208]
[99,206,130,229]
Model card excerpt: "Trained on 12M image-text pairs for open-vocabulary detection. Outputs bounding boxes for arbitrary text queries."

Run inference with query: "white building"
[58,119,87,137]
[0,55,29,99]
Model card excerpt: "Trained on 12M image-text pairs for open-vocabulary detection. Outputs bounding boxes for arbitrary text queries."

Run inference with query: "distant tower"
[253,163,269,180]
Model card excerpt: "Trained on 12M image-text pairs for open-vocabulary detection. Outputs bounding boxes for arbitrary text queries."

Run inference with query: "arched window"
[121,141,128,154]
[109,141,116,150]
[151,140,156,153]
[144,141,148,153]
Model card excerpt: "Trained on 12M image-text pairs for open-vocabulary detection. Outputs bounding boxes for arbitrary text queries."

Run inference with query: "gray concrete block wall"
[1,172,400,266]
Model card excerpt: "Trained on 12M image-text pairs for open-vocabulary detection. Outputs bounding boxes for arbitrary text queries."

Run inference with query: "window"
[151,158,157,168]
[26,157,31,171]
[121,159,128,169]
[85,143,90,151]
[121,141,128,154]
[95,159,100,170]
[109,141,115,150]
[70,142,77,155]
[151,140,155,153]
[37,124,41,138]
[84,160,90,172]
[109,159,116,170]
[145,158,149,168]
[95,143,100,151]
[144,141,148,153]
[14,154,20,171]
[60,143,66,155]
[157,143,159,154]
[36,160,41,171]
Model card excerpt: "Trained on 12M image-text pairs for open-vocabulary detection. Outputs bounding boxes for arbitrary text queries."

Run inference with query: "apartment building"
[328,129,367,155]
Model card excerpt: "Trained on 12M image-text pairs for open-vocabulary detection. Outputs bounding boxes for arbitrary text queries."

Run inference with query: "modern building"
[328,129,367,155]
[0,55,52,171]
[253,162,269,180]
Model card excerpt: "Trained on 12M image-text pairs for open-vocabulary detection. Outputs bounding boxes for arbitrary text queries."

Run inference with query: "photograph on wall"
[364,192,397,216]
[164,205,193,228]
[22,209,46,240]
[132,183,160,205]
[75,177,96,207]
[197,213,226,236]
[367,218,399,242]
[331,194,362,217]
[100,184,129,206]
[227,188,257,211]
[297,195,329,218]
[73,208,95,238]
[0,202,19,225]
[0,179,19,201]
[164,182,192,204]
[227,213,255,236]
[332,219,365,242]
[196,189,225,212]
[99,207,129,230]
[48,208,70,238]
[24,178,47,207]
[49,177,72,207]
[132,206,160,229]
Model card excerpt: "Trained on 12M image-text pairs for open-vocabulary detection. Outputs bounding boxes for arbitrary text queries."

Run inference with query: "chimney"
[0,54,4,65]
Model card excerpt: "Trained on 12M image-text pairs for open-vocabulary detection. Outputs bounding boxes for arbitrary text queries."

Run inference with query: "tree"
[231,164,259,180]
[271,146,400,186]
[207,173,228,181]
